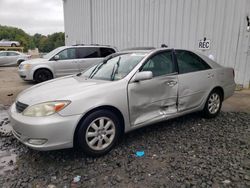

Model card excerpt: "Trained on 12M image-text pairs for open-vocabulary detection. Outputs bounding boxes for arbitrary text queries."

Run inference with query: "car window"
[175,50,211,74]
[77,47,100,59]
[100,48,115,57]
[0,52,7,56]
[7,52,19,56]
[57,48,76,60]
[84,53,146,81]
[141,51,174,77]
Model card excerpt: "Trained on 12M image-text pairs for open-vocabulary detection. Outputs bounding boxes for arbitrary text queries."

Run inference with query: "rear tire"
[76,110,121,157]
[202,89,222,118]
[34,69,53,83]
[11,43,17,47]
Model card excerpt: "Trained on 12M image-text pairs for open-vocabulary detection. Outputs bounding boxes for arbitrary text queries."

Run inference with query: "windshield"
[43,46,65,59]
[83,53,146,81]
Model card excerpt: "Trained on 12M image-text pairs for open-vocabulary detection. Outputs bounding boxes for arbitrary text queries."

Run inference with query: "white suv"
[18,45,117,82]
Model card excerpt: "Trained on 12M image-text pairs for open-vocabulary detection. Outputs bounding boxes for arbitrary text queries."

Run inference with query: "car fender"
[31,65,55,79]
[58,80,131,132]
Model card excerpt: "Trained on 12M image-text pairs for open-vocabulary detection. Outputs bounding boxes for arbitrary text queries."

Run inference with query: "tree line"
[0,25,65,52]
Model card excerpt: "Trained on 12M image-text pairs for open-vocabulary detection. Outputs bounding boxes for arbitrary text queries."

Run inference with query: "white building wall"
[63,0,250,87]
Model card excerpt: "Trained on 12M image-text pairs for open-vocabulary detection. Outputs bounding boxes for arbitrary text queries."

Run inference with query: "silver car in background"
[0,39,20,47]
[9,48,235,156]
[0,51,30,66]
[18,45,117,82]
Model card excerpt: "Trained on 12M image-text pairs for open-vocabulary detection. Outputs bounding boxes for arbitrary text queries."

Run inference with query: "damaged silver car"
[9,48,235,156]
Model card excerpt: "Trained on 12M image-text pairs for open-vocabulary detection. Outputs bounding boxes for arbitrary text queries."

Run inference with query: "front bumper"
[18,69,33,81]
[8,103,82,151]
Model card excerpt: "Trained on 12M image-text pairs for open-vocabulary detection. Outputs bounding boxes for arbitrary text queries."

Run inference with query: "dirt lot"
[0,67,250,188]
[0,67,33,106]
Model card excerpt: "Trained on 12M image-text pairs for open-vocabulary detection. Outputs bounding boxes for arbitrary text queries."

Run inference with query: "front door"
[128,50,178,126]
[53,48,80,77]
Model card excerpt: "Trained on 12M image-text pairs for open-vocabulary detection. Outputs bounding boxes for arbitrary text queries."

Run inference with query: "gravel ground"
[0,112,250,188]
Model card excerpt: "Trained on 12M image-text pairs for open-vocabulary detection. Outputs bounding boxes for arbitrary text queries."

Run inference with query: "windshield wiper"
[89,56,113,79]
[110,57,121,81]
[88,62,104,79]
[76,72,82,76]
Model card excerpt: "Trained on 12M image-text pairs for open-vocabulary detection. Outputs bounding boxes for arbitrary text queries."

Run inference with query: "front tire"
[34,69,53,83]
[11,43,17,47]
[203,90,222,118]
[76,110,121,157]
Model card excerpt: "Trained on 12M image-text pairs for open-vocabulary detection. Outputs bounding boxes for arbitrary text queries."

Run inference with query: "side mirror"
[54,55,59,61]
[133,71,153,82]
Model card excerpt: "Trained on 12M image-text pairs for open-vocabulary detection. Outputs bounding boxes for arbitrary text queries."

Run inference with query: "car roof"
[68,44,117,49]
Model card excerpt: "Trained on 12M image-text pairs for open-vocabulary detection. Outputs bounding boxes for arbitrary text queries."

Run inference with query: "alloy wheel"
[85,117,116,151]
[208,93,221,114]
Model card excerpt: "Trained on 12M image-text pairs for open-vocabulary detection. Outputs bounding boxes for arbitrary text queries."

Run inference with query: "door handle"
[207,73,214,78]
[166,80,177,87]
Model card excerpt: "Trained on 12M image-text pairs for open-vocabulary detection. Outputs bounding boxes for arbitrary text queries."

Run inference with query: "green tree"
[0,25,64,52]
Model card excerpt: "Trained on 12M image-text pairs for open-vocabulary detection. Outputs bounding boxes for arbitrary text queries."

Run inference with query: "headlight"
[23,101,70,117]
[19,64,31,70]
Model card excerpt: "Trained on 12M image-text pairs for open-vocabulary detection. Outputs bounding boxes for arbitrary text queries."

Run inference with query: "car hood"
[17,76,110,105]
[22,58,49,65]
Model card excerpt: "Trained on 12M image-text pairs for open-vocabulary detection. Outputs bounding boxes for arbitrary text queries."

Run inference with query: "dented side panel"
[178,70,215,112]
[128,75,178,126]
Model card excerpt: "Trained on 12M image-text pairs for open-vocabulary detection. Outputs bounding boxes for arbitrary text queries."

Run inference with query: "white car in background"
[0,39,20,47]
[18,45,117,82]
[0,51,31,66]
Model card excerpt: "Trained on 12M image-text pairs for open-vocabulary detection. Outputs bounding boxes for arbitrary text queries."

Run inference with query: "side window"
[77,47,100,59]
[176,51,211,74]
[141,51,174,77]
[57,48,76,60]
[7,52,19,56]
[100,48,115,57]
[0,52,7,56]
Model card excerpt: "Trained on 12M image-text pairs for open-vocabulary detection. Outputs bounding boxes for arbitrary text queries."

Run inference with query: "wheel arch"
[73,105,125,147]
[17,59,25,65]
[33,67,54,80]
[211,86,224,101]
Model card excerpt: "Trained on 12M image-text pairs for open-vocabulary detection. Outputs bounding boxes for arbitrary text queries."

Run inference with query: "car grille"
[16,101,28,113]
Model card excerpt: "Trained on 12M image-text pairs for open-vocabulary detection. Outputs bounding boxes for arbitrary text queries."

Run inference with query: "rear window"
[100,48,115,57]
[77,47,116,59]
[7,52,19,56]
[77,47,100,58]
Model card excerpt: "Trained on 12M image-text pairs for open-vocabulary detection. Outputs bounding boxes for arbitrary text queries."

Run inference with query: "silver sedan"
[0,51,30,66]
[0,39,20,47]
[9,48,235,156]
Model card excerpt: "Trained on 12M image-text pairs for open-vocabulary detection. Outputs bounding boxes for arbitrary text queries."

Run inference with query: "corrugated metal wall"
[63,0,250,87]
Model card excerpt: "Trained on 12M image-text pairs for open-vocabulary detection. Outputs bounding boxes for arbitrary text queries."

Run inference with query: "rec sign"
[198,39,210,50]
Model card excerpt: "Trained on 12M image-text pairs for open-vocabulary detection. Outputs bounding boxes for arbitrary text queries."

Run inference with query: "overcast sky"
[0,0,64,36]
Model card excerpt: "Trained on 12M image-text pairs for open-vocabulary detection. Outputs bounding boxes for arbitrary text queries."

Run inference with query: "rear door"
[76,47,103,71]
[128,50,178,126]
[53,48,80,77]
[7,52,19,65]
[175,50,214,112]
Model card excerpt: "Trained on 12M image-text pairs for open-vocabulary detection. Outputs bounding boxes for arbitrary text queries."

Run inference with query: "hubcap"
[85,117,116,151]
[208,93,221,114]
